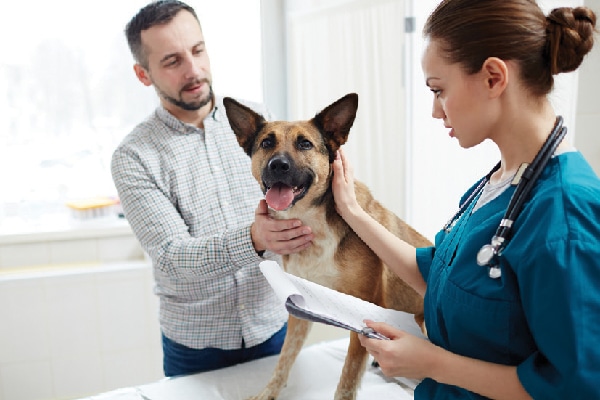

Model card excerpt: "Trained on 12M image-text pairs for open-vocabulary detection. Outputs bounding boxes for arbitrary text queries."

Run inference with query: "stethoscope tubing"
[494,116,567,243]
[443,116,568,278]
[476,116,567,277]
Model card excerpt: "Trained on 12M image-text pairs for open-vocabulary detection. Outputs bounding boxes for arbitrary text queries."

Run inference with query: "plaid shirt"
[111,97,287,350]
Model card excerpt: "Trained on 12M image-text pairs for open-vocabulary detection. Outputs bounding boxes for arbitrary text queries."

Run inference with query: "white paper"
[260,260,425,339]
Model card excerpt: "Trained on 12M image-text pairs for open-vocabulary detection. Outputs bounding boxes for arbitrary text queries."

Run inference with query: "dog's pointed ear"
[312,93,358,161]
[223,97,266,156]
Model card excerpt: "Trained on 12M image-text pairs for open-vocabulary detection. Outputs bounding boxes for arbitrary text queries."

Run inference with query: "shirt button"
[239,304,246,310]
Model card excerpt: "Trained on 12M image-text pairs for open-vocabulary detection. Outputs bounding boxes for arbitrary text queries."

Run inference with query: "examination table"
[84,337,418,399]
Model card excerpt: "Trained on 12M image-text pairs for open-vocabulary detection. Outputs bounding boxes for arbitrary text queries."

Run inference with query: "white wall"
[0,261,162,400]
[576,0,600,174]
[196,0,264,102]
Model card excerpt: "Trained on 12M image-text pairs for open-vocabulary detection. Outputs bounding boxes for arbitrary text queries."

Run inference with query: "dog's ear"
[223,97,266,156]
[312,93,358,162]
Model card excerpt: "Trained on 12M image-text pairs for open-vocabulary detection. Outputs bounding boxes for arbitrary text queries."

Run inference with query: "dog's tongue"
[265,183,294,211]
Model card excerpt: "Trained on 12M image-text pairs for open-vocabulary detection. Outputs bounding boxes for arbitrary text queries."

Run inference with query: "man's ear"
[481,57,508,98]
[133,64,152,87]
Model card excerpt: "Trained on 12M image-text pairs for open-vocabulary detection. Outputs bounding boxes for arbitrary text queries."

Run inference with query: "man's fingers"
[256,199,268,215]
[267,228,314,255]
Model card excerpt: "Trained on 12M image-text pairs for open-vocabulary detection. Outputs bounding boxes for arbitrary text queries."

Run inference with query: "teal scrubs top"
[415,152,600,399]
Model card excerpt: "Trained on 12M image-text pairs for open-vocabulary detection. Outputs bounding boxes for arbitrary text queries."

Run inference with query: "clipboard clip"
[361,327,390,340]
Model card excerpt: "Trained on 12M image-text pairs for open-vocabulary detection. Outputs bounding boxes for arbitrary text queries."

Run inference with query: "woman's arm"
[332,149,427,295]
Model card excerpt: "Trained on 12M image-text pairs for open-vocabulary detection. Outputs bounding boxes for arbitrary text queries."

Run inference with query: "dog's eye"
[261,138,274,149]
[297,139,313,151]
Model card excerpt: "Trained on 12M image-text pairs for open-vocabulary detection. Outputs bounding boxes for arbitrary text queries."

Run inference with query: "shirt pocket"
[440,278,515,364]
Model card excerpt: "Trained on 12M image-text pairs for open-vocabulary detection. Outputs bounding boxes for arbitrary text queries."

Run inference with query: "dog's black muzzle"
[261,153,314,204]
[267,154,292,178]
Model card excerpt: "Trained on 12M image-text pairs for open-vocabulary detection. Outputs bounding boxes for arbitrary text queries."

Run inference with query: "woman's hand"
[358,320,438,380]
[332,148,361,220]
[358,320,532,400]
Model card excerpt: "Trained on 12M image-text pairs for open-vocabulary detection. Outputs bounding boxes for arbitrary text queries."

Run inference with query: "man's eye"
[297,139,313,151]
[431,89,442,97]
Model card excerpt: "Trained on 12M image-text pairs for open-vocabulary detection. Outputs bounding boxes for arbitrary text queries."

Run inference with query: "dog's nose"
[268,155,290,174]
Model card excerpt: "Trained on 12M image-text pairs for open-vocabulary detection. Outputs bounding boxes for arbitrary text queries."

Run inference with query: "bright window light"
[0,0,262,232]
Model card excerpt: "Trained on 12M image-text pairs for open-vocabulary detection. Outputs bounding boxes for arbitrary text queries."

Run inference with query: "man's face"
[136,10,213,114]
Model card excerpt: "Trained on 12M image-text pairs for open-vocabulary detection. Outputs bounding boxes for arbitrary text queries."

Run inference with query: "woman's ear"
[481,57,508,98]
[133,64,153,87]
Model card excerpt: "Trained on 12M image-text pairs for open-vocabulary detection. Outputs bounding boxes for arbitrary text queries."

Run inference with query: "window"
[0,0,262,232]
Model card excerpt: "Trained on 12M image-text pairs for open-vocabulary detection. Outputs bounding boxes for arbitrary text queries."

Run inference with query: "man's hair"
[125,0,200,69]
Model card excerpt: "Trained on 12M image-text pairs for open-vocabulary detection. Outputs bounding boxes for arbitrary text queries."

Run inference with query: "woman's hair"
[125,0,199,69]
[423,0,597,96]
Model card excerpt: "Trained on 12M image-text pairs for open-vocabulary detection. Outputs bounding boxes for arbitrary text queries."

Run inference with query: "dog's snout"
[268,155,291,175]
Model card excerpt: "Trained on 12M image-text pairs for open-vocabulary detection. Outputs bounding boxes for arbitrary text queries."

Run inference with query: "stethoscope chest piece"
[476,243,497,266]
[477,243,503,279]
[488,266,502,279]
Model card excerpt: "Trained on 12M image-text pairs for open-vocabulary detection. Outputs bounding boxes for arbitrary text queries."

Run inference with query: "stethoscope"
[443,116,567,279]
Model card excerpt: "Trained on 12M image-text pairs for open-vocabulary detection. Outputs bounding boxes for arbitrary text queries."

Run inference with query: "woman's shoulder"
[531,151,600,236]
[545,151,600,200]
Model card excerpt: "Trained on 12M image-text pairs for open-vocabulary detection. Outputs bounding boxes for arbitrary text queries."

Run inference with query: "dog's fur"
[223,93,432,400]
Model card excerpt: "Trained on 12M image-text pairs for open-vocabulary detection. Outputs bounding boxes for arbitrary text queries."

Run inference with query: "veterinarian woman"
[332,0,600,399]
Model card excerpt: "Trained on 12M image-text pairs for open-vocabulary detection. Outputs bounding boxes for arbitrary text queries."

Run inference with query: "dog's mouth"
[264,182,309,211]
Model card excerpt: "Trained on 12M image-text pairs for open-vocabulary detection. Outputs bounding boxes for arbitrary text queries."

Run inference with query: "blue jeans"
[162,323,287,377]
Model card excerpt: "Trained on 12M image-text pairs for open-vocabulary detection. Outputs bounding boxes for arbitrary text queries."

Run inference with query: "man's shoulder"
[117,109,164,147]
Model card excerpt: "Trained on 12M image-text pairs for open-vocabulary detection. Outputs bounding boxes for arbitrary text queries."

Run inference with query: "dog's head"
[223,93,358,212]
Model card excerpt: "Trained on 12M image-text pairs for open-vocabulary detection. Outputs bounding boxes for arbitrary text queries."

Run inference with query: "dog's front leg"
[247,316,311,400]
[334,331,369,400]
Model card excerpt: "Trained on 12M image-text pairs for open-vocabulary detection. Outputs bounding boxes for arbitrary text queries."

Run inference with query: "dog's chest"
[284,223,341,290]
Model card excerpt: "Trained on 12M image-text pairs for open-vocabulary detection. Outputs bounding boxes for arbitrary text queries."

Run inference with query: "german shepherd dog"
[223,93,431,400]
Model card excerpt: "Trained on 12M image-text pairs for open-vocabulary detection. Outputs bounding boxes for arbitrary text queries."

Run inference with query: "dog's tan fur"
[224,93,432,400]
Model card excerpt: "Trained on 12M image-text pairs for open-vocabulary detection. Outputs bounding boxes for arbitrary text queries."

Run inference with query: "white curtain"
[286,0,408,217]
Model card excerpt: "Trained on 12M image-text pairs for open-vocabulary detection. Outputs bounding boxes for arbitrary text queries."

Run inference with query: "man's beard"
[156,79,213,111]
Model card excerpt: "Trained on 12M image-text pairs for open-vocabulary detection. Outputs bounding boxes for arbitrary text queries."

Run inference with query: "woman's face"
[421,40,495,149]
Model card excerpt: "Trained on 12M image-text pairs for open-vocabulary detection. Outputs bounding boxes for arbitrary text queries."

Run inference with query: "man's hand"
[251,199,313,255]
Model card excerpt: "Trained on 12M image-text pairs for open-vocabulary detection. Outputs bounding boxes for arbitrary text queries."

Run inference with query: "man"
[112,0,313,377]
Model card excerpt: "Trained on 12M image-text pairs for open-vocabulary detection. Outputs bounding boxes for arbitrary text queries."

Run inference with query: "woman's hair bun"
[546,7,597,74]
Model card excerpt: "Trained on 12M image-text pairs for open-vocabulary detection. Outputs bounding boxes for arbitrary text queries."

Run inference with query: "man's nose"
[182,54,201,78]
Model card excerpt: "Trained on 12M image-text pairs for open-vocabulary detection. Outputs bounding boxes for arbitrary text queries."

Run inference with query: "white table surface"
[85,337,417,400]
